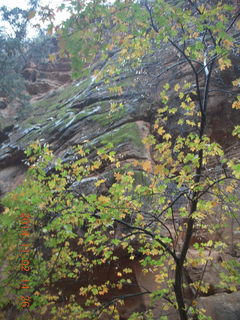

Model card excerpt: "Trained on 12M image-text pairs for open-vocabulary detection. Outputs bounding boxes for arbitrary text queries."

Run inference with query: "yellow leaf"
[207,240,213,246]
[98,195,110,204]
[174,83,180,92]
[211,201,218,208]
[3,207,10,214]
[114,172,122,181]
[229,285,237,292]
[116,283,123,289]
[223,39,233,49]
[123,268,132,274]
[192,32,199,39]
[155,274,166,283]
[142,160,152,172]
[95,179,106,187]
[232,101,240,110]
[199,4,205,13]
[121,242,128,249]
[77,147,85,156]
[136,213,144,220]
[163,83,170,90]
[163,133,171,141]
[179,92,184,99]
[232,78,240,87]
[186,119,195,127]
[115,161,120,168]
[38,203,46,209]
[133,160,139,167]
[154,164,164,175]
[192,300,197,307]
[151,248,159,255]
[99,287,109,295]
[190,260,199,267]
[157,127,165,135]
[218,58,232,71]
[181,102,187,109]
[49,54,56,63]
[225,185,234,193]
[163,304,170,311]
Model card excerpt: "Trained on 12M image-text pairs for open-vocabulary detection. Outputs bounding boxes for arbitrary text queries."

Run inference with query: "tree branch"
[114,218,178,262]
[144,0,159,33]
[226,10,240,33]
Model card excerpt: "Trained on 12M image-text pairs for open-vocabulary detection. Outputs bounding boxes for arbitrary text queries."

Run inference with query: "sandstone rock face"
[198,292,240,320]
[0,47,240,319]
[22,58,72,98]
[0,59,152,195]
[0,165,26,195]
[0,57,72,153]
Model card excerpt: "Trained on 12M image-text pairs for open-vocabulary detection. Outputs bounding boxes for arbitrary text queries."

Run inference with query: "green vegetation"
[101,122,144,150]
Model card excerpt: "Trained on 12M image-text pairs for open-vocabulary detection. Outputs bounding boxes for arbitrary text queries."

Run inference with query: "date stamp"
[19,212,32,308]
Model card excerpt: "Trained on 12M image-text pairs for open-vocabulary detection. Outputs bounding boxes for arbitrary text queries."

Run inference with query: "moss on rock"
[101,122,144,150]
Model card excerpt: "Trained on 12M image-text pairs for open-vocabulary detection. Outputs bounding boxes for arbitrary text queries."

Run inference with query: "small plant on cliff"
[1,1,240,320]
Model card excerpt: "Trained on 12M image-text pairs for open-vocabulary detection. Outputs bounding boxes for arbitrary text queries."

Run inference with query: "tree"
[1,1,240,320]
[0,2,38,103]
[0,0,56,109]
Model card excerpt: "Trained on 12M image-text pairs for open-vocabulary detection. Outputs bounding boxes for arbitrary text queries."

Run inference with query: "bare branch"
[144,0,159,33]
[226,10,240,33]
[114,218,178,262]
